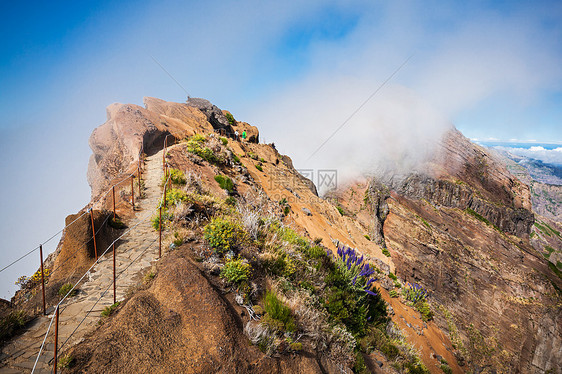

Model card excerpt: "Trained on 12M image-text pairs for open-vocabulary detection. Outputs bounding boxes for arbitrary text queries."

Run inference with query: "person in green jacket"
[242,131,247,140]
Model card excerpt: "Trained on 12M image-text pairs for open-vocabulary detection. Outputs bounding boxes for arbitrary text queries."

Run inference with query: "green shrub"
[220,137,228,146]
[109,216,126,229]
[255,163,263,172]
[57,353,75,369]
[247,152,258,160]
[214,175,234,193]
[186,135,221,164]
[232,154,241,164]
[289,342,302,351]
[173,232,183,246]
[151,209,171,230]
[415,301,433,321]
[336,206,345,216]
[382,248,391,257]
[143,271,155,283]
[58,283,76,298]
[548,261,562,279]
[353,351,368,374]
[166,188,188,206]
[440,363,452,374]
[364,234,371,241]
[262,290,296,332]
[388,272,397,281]
[304,245,327,259]
[101,302,121,317]
[466,208,500,231]
[168,169,187,185]
[0,310,27,341]
[225,112,235,125]
[283,206,290,215]
[204,217,246,255]
[220,257,252,285]
[389,289,398,298]
[381,342,400,359]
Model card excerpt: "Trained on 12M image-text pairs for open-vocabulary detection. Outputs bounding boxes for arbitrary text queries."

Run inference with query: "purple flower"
[364,289,377,297]
[352,275,358,285]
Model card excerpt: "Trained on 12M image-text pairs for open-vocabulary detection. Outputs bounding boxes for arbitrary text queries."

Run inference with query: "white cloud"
[495,146,562,165]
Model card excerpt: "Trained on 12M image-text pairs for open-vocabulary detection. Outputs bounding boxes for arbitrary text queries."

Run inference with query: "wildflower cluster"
[332,244,378,297]
[403,282,428,304]
[323,244,387,337]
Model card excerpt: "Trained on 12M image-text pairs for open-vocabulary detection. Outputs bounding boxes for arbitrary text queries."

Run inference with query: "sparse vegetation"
[109,216,126,229]
[220,137,228,146]
[57,353,75,369]
[255,163,263,172]
[101,302,121,317]
[168,168,187,185]
[336,206,345,216]
[143,270,155,283]
[220,257,252,285]
[151,209,171,230]
[225,112,235,125]
[382,248,391,257]
[173,231,183,246]
[58,283,77,298]
[0,310,27,341]
[535,221,561,238]
[214,175,234,193]
[466,208,500,231]
[548,261,562,279]
[166,188,188,206]
[204,217,246,256]
[186,134,224,164]
[262,290,296,332]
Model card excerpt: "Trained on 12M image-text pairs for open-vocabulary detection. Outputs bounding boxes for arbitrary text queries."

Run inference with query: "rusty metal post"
[39,245,46,315]
[158,205,162,259]
[131,175,135,209]
[138,167,141,198]
[162,142,166,172]
[113,243,116,304]
[112,186,116,220]
[164,180,167,208]
[90,209,98,259]
[53,306,59,374]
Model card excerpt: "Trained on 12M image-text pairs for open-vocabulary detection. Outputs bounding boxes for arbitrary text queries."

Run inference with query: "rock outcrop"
[339,127,562,373]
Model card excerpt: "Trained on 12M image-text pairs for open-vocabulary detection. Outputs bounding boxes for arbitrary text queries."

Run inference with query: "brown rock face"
[344,127,562,373]
[87,97,232,200]
[68,250,326,373]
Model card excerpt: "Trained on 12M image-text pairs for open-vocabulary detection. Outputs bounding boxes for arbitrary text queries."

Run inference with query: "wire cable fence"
[24,139,175,374]
[0,145,145,278]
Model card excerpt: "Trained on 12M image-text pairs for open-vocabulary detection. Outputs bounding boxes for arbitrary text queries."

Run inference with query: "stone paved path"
[0,150,165,373]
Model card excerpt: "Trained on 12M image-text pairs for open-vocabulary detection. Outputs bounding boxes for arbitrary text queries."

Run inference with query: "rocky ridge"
[1,97,560,374]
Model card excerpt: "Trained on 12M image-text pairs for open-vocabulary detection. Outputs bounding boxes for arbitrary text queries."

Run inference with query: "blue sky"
[0,0,561,297]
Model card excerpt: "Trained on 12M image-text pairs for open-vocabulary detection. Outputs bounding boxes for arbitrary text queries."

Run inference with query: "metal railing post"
[39,244,46,315]
[53,306,59,374]
[90,209,98,259]
[138,167,141,198]
[164,179,167,208]
[112,186,116,220]
[158,205,162,259]
[113,243,116,304]
[131,175,134,209]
